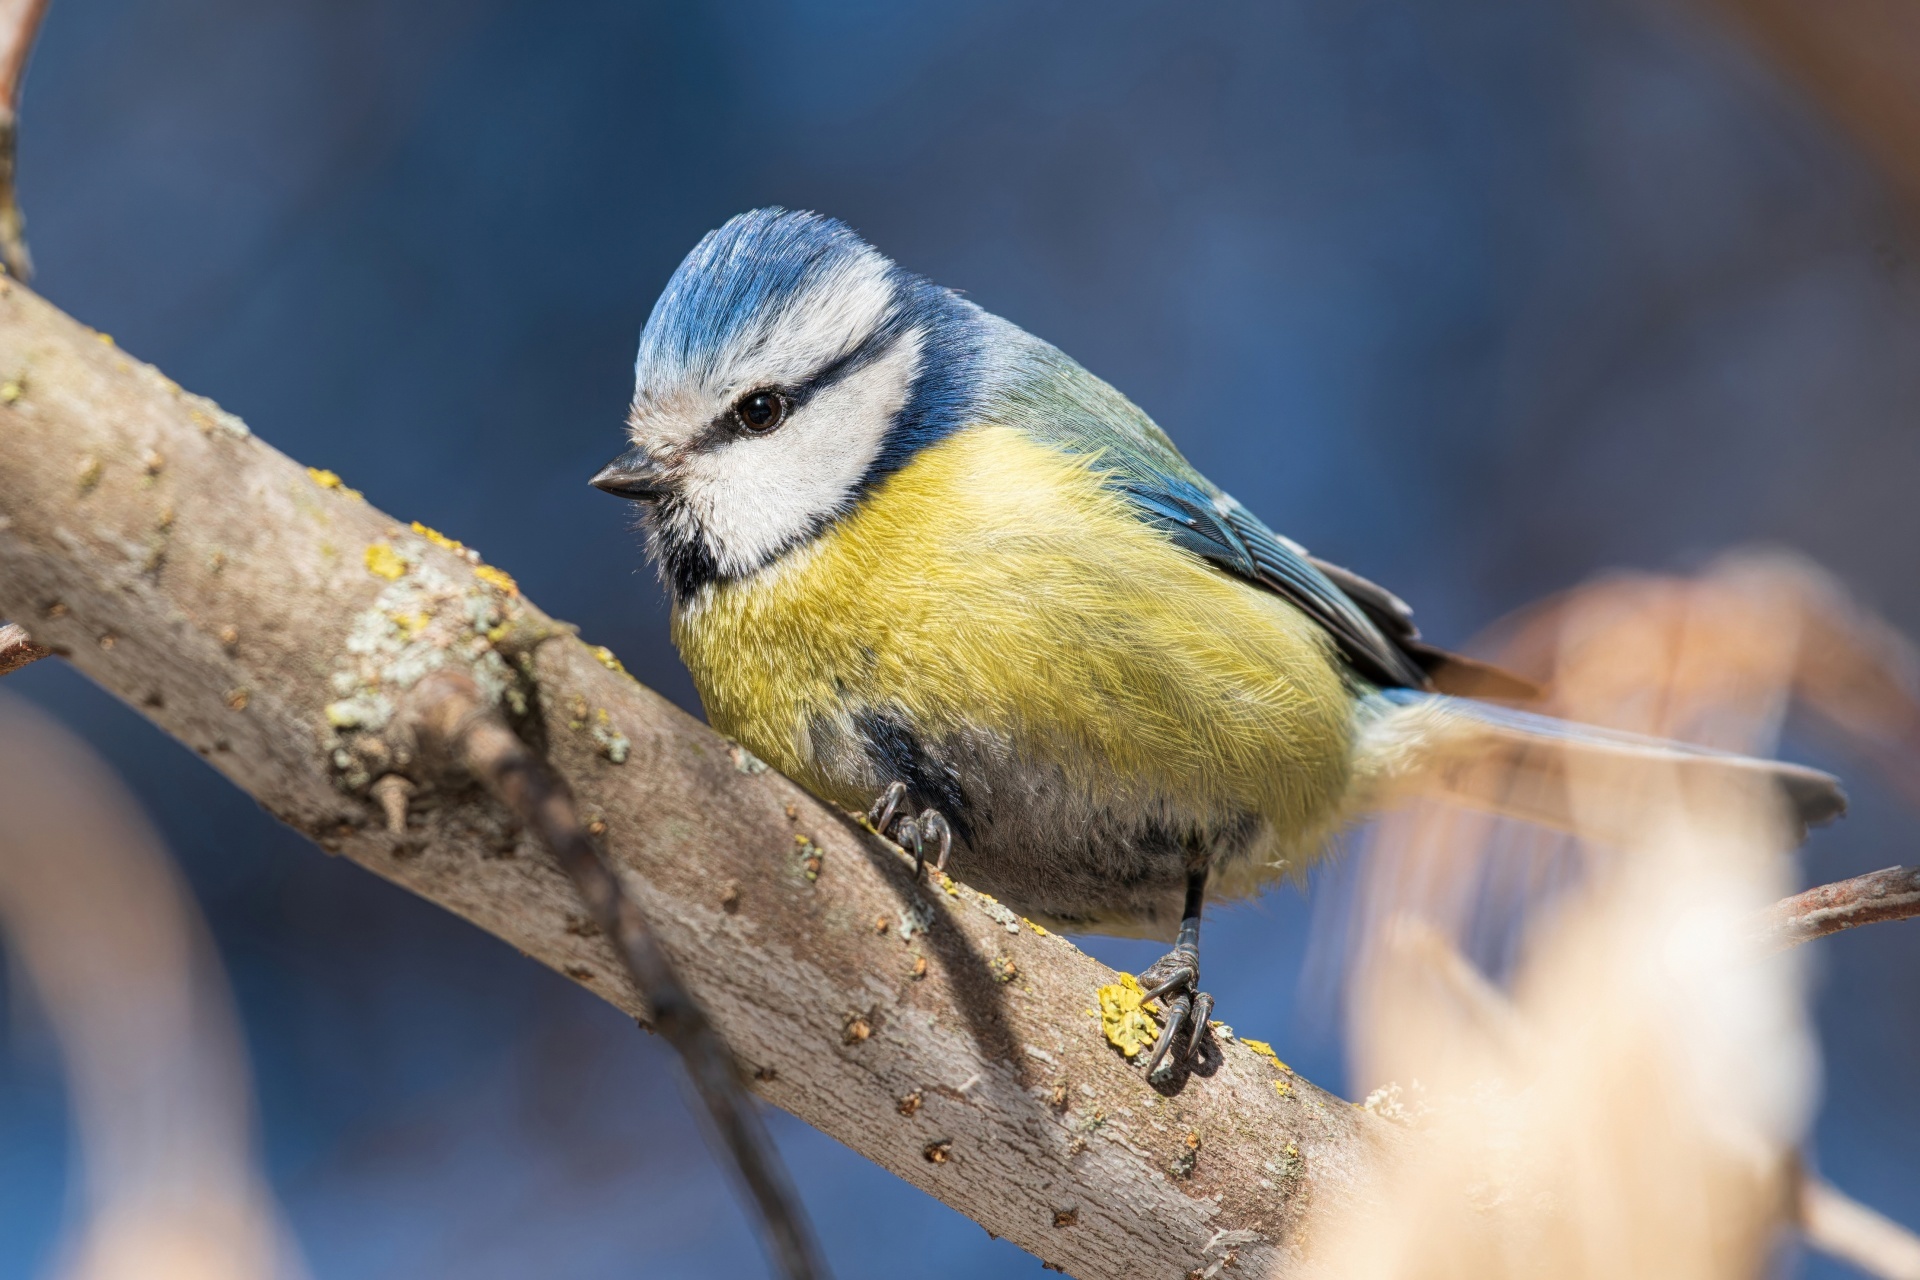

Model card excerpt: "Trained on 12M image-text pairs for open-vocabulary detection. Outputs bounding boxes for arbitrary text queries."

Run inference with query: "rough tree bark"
[0,280,1388,1278]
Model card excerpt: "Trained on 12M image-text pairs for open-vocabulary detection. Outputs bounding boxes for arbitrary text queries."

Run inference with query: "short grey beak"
[590,445,668,501]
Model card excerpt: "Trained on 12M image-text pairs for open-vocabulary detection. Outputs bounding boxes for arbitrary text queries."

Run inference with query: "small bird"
[592,209,1844,1077]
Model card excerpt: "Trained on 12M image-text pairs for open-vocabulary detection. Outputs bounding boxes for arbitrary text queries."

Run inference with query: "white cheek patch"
[682,329,923,576]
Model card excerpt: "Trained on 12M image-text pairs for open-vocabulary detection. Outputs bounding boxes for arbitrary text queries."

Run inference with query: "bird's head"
[593,208,986,597]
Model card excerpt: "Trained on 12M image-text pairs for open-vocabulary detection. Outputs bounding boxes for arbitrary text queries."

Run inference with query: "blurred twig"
[0,0,47,280]
[1697,0,1920,217]
[1799,1174,1920,1280]
[403,670,827,1280]
[1769,865,1920,947]
[0,620,48,675]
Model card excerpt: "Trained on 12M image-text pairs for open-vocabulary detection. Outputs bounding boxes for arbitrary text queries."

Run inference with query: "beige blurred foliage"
[1294,550,1920,1280]
[0,693,304,1280]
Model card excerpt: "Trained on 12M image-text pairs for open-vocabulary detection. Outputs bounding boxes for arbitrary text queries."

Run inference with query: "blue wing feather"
[960,306,1433,688]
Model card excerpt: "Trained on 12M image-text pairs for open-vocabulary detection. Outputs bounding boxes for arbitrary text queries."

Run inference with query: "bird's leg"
[865,782,953,879]
[1137,867,1213,1078]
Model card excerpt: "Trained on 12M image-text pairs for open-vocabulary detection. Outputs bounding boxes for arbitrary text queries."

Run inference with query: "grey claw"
[920,810,952,875]
[868,780,907,833]
[1143,993,1191,1078]
[1185,992,1214,1067]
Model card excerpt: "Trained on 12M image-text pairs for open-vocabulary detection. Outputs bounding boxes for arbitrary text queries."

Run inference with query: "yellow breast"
[671,424,1356,842]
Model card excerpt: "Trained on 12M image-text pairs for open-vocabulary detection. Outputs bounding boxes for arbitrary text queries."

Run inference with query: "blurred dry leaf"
[1298,549,1920,1280]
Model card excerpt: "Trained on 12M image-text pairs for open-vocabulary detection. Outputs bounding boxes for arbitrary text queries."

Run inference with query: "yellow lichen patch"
[936,872,961,898]
[1025,919,1051,938]
[364,542,407,580]
[474,564,518,595]
[307,467,363,499]
[589,645,627,675]
[1273,1078,1292,1097]
[0,374,25,404]
[410,521,466,554]
[388,610,431,639]
[95,331,115,346]
[1241,1039,1292,1075]
[793,833,824,881]
[1098,972,1160,1059]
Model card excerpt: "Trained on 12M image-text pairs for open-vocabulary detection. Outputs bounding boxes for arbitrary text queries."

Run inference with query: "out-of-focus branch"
[0,691,302,1280]
[0,619,48,674]
[403,668,826,1280]
[1691,0,1920,216]
[0,281,1385,1279]
[0,0,47,280]
[1769,865,1920,947]
[1799,1174,1920,1280]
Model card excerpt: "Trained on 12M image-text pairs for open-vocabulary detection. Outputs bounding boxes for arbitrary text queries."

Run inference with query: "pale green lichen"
[324,552,529,792]
[898,897,936,941]
[589,708,629,763]
[972,892,1022,936]
[184,394,251,439]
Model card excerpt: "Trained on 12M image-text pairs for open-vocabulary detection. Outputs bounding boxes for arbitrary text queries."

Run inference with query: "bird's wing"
[997,336,1533,695]
[1112,471,1430,688]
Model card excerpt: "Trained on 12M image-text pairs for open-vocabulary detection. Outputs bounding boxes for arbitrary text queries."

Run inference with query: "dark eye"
[734,389,789,433]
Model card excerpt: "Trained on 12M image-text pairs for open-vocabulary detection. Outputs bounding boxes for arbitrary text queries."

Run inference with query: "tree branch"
[0,279,1386,1277]
[0,619,48,675]
[403,667,826,1279]
[1769,866,1920,947]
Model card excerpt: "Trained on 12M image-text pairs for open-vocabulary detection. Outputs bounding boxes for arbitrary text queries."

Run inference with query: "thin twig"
[0,0,46,280]
[1799,1171,1920,1280]
[0,620,48,675]
[1769,866,1920,947]
[405,670,828,1280]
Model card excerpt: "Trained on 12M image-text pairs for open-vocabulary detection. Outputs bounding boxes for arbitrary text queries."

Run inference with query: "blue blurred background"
[3,1,1917,1275]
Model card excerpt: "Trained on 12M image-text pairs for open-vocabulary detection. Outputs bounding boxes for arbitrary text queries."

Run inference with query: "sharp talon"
[868,780,906,832]
[1143,994,1190,1078]
[921,810,952,874]
[1185,992,1214,1067]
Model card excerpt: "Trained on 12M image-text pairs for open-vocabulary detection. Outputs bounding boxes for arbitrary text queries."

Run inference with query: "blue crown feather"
[635,208,881,386]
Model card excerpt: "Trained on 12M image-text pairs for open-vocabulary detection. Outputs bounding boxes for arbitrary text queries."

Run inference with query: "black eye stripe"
[698,323,907,443]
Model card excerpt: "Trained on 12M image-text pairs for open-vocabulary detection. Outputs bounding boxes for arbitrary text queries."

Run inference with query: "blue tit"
[592,208,1844,1075]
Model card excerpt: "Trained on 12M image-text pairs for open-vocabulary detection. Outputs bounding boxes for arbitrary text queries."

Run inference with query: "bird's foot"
[1136,944,1213,1078]
[866,781,953,880]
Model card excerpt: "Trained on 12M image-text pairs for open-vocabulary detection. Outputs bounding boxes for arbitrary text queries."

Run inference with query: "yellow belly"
[671,424,1357,871]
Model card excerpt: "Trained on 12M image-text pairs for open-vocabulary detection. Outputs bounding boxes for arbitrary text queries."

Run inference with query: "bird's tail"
[1353,689,1846,843]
